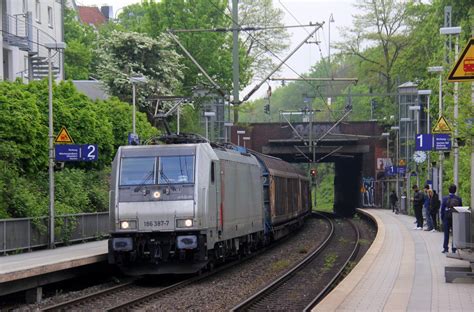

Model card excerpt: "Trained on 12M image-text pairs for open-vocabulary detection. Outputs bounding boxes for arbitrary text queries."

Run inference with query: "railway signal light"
[264,104,270,114]
[310,168,317,177]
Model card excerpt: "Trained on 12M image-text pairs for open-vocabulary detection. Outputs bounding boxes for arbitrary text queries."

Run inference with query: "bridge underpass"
[231,122,385,217]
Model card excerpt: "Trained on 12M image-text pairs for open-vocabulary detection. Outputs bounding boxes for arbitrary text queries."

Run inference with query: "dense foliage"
[0,80,158,219]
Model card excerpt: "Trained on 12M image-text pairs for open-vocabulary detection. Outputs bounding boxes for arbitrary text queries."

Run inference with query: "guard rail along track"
[231,212,360,311]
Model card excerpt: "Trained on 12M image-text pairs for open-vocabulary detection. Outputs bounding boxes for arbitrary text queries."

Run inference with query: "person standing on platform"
[430,190,441,231]
[441,184,462,253]
[423,185,434,231]
[390,190,398,214]
[412,185,424,230]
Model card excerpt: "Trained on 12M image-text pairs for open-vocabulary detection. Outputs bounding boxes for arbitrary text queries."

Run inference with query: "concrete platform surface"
[315,208,474,312]
[0,240,107,283]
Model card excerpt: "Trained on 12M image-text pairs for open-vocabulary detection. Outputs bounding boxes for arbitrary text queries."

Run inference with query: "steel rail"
[230,212,335,311]
[303,218,361,311]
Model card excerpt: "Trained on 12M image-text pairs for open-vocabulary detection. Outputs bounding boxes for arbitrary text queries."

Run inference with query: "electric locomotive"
[108,141,310,275]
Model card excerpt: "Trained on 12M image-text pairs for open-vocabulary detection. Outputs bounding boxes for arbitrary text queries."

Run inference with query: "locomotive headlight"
[176,219,193,228]
[153,191,161,199]
[120,220,137,230]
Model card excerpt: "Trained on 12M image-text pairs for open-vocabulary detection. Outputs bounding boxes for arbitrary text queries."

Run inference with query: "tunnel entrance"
[333,155,363,217]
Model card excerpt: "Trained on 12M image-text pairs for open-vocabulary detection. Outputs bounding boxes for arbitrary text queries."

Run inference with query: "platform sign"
[54,126,74,144]
[432,116,452,134]
[415,134,433,151]
[434,134,451,151]
[385,166,397,176]
[55,144,98,162]
[447,37,474,82]
[82,144,98,161]
[128,133,139,145]
[397,166,406,175]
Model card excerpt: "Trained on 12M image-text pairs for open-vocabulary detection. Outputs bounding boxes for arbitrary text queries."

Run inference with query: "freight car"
[108,142,310,275]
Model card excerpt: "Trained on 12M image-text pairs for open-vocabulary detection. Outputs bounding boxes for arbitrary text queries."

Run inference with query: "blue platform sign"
[434,134,451,151]
[55,144,98,162]
[397,166,406,175]
[415,134,433,151]
[385,166,397,176]
[82,144,98,161]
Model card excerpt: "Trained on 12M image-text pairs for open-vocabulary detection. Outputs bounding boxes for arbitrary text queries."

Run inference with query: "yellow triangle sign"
[432,116,452,134]
[54,126,74,144]
[448,37,474,82]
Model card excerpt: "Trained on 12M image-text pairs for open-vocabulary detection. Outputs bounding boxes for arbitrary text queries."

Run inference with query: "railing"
[0,212,109,255]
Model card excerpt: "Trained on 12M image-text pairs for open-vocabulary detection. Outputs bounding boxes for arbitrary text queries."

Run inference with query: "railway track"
[231,213,360,311]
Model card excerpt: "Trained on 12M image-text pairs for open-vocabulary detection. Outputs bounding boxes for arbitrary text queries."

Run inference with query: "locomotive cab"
[108,144,212,274]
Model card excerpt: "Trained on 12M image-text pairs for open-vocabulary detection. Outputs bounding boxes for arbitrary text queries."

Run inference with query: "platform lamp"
[400,117,411,212]
[224,122,233,142]
[440,26,461,186]
[382,132,390,209]
[204,111,216,140]
[243,136,250,148]
[130,76,147,137]
[237,130,245,146]
[428,66,443,196]
[390,126,400,202]
[45,41,67,249]
[418,89,432,185]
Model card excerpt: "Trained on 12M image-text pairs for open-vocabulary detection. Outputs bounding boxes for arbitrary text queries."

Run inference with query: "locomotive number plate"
[143,220,170,227]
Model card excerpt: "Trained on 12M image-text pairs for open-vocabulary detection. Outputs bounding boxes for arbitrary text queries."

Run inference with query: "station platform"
[315,208,474,311]
[0,240,107,298]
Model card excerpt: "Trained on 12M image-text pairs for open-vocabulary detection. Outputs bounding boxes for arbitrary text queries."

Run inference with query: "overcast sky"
[75,0,357,99]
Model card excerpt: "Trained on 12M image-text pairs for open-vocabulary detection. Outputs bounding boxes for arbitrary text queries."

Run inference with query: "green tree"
[95,30,184,121]
[63,7,98,80]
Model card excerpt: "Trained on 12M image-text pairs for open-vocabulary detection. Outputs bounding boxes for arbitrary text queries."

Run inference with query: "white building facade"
[0,0,65,81]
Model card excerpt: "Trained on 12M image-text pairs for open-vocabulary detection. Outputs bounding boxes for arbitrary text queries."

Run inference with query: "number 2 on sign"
[87,145,95,159]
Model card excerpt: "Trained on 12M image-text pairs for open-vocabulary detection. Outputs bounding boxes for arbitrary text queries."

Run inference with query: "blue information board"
[434,134,451,151]
[398,166,406,175]
[55,144,98,162]
[415,134,433,151]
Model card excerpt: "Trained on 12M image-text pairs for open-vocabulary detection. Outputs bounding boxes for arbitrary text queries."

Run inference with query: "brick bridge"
[230,121,388,216]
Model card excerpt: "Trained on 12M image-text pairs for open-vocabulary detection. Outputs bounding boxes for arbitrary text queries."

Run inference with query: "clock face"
[413,151,427,163]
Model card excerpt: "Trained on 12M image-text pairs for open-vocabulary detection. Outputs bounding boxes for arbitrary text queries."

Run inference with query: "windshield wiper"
[160,169,176,192]
[134,171,154,193]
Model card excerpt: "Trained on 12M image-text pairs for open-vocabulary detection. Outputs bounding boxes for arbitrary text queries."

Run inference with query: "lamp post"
[418,89,432,183]
[45,42,67,249]
[130,76,147,137]
[440,26,461,186]
[328,13,335,66]
[243,136,250,148]
[409,105,421,186]
[391,126,400,199]
[382,132,390,208]
[224,122,233,142]
[204,111,216,140]
[237,130,245,146]
[401,117,411,207]
[428,66,444,196]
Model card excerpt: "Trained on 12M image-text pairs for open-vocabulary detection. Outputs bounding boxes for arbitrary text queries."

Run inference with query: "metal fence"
[0,212,109,255]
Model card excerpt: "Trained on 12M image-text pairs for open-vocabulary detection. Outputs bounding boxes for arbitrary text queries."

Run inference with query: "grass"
[271,259,291,272]
[322,252,338,272]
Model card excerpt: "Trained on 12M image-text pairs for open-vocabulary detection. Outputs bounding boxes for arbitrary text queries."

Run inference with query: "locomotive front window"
[120,157,156,186]
[158,156,194,184]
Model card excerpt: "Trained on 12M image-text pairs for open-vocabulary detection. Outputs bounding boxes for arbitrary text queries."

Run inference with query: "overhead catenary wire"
[208,0,334,115]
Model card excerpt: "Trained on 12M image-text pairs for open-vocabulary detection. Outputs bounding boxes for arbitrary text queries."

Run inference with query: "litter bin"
[452,207,471,249]
[401,195,407,214]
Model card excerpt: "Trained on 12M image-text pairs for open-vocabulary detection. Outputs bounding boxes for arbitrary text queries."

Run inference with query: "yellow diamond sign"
[432,116,452,134]
[448,37,474,82]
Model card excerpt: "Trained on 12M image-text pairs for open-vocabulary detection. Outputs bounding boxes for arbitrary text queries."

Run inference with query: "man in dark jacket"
[390,190,398,213]
[412,185,424,230]
[430,190,440,231]
[441,184,462,253]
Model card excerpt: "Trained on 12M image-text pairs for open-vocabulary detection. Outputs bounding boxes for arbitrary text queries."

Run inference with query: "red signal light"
[310,168,317,177]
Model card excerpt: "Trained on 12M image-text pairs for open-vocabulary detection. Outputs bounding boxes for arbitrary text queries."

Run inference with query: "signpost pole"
[48,47,55,249]
[453,34,459,186]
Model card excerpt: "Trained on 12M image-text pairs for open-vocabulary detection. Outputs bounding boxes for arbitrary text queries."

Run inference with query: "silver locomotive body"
[108,143,264,274]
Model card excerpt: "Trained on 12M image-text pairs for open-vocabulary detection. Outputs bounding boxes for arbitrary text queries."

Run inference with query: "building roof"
[77,6,106,27]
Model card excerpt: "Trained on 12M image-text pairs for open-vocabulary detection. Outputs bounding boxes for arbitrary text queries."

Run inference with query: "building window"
[48,6,53,27]
[35,0,41,23]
